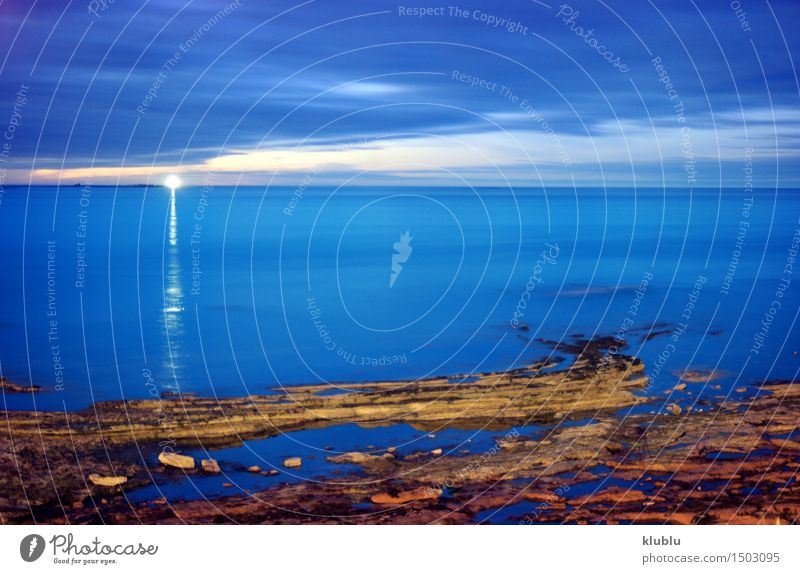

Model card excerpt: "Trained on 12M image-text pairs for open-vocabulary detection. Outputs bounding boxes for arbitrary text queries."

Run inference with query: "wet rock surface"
[1,338,797,524]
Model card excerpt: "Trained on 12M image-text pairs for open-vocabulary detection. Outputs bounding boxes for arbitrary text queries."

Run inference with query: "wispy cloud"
[28,107,800,186]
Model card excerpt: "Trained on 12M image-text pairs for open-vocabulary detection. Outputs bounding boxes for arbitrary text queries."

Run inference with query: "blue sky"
[1,0,799,187]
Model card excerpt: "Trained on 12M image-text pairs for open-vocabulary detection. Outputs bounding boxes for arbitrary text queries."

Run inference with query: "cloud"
[28,106,799,187]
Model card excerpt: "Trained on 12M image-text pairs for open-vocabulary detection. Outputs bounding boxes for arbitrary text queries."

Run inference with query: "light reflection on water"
[162,189,184,389]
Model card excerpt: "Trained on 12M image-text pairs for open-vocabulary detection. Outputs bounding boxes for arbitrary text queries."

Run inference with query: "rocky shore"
[1,337,797,524]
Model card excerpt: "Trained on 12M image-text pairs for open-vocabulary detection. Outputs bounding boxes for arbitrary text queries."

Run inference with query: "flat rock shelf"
[1,338,797,524]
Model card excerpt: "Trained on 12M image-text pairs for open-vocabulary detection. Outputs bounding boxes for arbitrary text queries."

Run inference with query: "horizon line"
[2,183,798,190]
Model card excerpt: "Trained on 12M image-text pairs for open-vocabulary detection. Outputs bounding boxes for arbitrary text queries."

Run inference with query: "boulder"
[283,457,302,468]
[88,474,127,487]
[247,465,261,473]
[430,448,443,456]
[159,451,195,469]
[201,459,221,473]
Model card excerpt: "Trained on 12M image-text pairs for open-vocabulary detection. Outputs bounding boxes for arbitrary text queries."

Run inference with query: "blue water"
[125,423,521,504]
[1,185,799,511]
[2,185,798,411]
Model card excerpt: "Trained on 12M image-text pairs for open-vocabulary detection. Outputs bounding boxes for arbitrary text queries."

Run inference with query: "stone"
[201,459,221,473]
[326,452,391,464]
[674,383,687,391]
[159,451,195,469]
[676,370,724,383]
[247,465,261,473]
[372,487,442,505]
[283,457,302,468]
[88,474,127,487]
[667,403,682,415]
[431,448,443,456]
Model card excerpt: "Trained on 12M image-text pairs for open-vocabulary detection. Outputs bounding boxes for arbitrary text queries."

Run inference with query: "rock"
[522,491,566,503]
[159,451,195,469]
[667,403,682,415]
[387,447,397,454]
[247,465,261,473]
[0,342,647,450]
[201,459,221,473]
[0,378,41,393]
[573,486,651,505]
[430,448,443,456]
[222,482,233,488]
[160,391,196,399]
[326,452,392,464]
[676,370,724,383]
[88,474,127,487]
[372,487,442,505]
[283,457,302,468]
[674,383,687,391]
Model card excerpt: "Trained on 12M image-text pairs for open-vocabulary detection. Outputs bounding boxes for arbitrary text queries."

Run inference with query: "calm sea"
[1,185,798,411]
